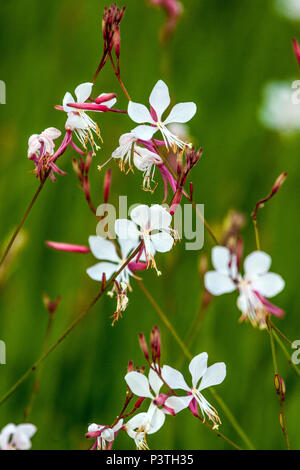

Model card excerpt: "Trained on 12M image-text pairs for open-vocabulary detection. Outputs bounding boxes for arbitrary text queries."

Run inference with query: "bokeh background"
[0,0,299,450]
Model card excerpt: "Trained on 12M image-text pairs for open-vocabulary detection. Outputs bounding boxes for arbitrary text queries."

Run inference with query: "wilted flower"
[27,127,66,181]
[163,353,226,429]
[204,246,285,328]
[0,423,37,450]
[128,80,196,149]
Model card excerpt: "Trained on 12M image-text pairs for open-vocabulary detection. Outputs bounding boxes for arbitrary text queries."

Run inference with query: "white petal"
[198,362,226,391]
[131,125,157,140]
[0,424,16,450]
[66,113,88,130]
[125,371,153,398]
[126,413,147,438]
[86,262,117,281]
[149,204,172,230]
[204,271,236,295]
[148,407,165,434]
[115,219,140,241]
[150,232,174,252]
[244,251,271,277]
[148,367,163,396]
[75,82,93,103]
[102,428,114,442]
[113,419,123,433]
[189,352,208,389]
[251,273,285,298]
[237,294,248,313]
[97,93,117,109]
[63,92,75,112]
[17,424,37,439]
[149,80,170,121]
[88,236,119,263]
[118,238,139,259]
[130,205,151,229]
[161,365,190,391]
[164,102,197,125]
[42,127,62,140]
[211,246,232,273]
[165,395,193,414]
[128,101,154,124]
[88,423,99,432]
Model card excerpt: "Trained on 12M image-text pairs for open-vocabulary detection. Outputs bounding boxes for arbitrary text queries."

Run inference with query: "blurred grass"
[0,0,299,450]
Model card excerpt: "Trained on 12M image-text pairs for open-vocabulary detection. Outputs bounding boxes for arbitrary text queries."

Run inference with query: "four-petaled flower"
[0,423,37,450]
[115,204,175,274]
[128,80,196,149]
[163,353,226,429]
[204,246,285,328]
[125,368,166,449]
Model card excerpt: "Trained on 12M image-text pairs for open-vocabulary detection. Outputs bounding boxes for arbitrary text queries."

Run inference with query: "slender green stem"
[270,321,293,346]
[252,219,261,251]
[0,178,48,268]
[0,242,143,407]
[197,416,242,450]
[137,279,255,450]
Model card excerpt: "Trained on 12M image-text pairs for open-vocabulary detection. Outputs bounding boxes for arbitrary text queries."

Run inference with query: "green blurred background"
[0,0,299,450]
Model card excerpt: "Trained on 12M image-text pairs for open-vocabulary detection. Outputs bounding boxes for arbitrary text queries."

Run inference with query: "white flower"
[259,81,300,133]
[163,353,226,429]
[63,83,116,152]
[133,146,163,191]
[28,127,61,158]
[86,235,139,284]
[127,80,196,149]
[88,420,123,450]
[115,204,175,273]
[112,133,137,171]
[167,122,189,140]
[0,423,37,450]
[275,0,300,21]
[204,246,285,328]
[125,368,166,449]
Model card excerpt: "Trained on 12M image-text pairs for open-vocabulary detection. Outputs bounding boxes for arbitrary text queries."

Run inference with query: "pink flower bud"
[103,168,111,204]
[46,241,90,253]
[139,333,149,360]
[42,293,61,318]
[293,38,300,67]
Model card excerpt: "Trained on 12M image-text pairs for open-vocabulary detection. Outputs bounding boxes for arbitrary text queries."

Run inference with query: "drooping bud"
[139,333,150,360]
[292,38,300,67]
[252,172,287,220]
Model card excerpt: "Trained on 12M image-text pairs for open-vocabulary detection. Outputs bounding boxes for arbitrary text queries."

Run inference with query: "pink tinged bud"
[85,151,93,173]
[279,378,286,401]
[66,102,110,112]
[46,241,90,253]
[94,93,116,104]
[279,413,285,433]
[292,38,300,67]
[103,168,111,203]
[169,188,182,216]
[252,172,287,220]
[127,360,134,372]
[139,333,150,360]
[151,325,161,362]
[235,238,244,271]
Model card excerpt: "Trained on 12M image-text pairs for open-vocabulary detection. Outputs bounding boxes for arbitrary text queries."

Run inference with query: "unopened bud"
[292,38,300,67]
[139,333,149,360]
[150,325,161,362]
[279,413,285,432]
[103,168,111,204]
[274,374,281,394]
[279,378,286,401]
[42,293,61,318]
[127,360,133,372]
